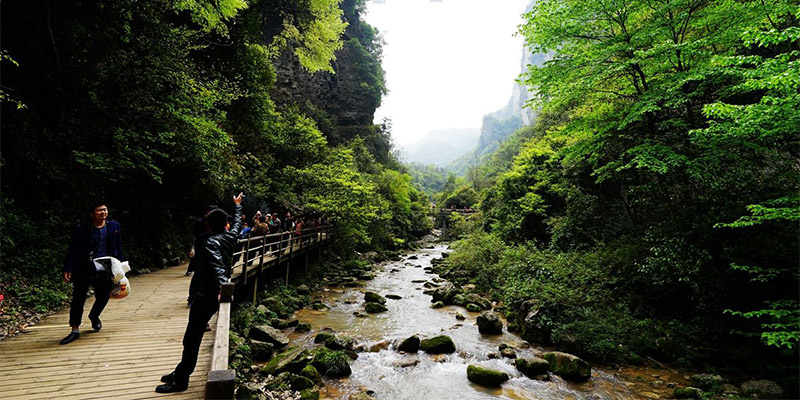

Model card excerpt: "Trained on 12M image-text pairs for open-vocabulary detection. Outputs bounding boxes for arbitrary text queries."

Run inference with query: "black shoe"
[160,372,175,383]
[155,381,188,393]
[60,331,80,345]
[89,316,102,331]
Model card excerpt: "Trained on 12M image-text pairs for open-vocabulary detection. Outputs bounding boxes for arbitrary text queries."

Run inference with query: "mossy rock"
[673,387,702,399]
[295,322,312,333]
[431,301,445,309]
[364,291,386,304]
[515,357,550,377]
[541,351,591,382]
[300,364,323,385]
[476,311,503,334]
[365,302,388,313]
[507,322,519,333]
[314,332,335,343]
[466,303,482,312]
[300,388,320,400]
[690,374,724,391]
[466,364,509,387]
[311,302,329,311]
[452,294,467,306]
[289,374,315,391]
[325,335,355,351]
[420,335,456,354]
[311,349,352,377]
[261,347,311,376]
[270,318,289,329]
[397,335,420,353]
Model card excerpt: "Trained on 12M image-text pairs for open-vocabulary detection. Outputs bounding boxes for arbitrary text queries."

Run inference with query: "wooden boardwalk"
[0,264,212,399]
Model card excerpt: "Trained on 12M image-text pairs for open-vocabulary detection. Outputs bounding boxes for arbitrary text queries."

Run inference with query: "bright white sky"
[364,0,530,146]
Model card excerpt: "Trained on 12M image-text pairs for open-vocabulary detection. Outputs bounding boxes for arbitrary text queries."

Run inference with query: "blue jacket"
[63,221,124,275]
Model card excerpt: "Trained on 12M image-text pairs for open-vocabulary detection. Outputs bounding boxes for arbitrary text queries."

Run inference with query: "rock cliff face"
[269,0,384,145]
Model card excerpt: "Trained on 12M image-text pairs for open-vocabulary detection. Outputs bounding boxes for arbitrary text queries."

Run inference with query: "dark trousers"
[174,301,218,384]
[69,272,113,327]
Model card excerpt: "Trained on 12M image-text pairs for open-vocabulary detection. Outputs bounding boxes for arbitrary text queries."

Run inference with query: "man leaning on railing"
[156,192,244,394]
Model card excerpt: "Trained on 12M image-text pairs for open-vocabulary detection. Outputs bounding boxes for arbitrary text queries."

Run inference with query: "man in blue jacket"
[156,192,243,393]
[60,202,124,345]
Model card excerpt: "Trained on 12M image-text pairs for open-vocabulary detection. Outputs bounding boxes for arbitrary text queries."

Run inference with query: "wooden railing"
[205,225,332,399]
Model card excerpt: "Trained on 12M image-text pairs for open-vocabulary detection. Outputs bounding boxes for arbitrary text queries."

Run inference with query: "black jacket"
[189,204,241,305]
[63,221,124,275]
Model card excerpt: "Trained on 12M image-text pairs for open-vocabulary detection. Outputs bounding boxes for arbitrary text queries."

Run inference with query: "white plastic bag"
[110,277,130,299]
[93,256,130,283]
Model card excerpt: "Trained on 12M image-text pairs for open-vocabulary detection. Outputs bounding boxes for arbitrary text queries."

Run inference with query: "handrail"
[205,282,235,399]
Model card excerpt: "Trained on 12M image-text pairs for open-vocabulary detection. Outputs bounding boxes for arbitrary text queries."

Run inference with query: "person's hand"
[233,192,244,205]
[62,272,71,283]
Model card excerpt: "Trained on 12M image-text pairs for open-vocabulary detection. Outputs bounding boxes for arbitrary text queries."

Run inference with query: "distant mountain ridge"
[401,128,480,166]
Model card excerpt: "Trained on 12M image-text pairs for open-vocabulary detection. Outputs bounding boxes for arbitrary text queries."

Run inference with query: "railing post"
[242,236,251,286]
[286,233,293,286]
[206,282,235,400]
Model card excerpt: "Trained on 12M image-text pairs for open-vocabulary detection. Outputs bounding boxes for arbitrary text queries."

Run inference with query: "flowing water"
[291,244,682,400]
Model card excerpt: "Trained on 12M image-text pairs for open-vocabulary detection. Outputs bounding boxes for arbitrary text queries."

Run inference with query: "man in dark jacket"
[156,192,243,393]
[60,202,124,345]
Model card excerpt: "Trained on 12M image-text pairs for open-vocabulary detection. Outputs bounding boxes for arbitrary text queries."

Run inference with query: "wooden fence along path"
[0,227,331,399]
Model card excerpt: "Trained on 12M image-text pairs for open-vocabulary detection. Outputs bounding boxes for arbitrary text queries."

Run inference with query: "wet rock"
[464,293,491,310]
[288,373,315,391]
[364,291,387,304]
[348,393,372,400]
[311,302,329,311]
[368,340,391,352]
[541,351,591,382]
[431,282,460,304]
[741,380,784,398]
[398,335,420,353]
[487,352,500,359]
[423,282,438,289]
[441,252,450,258]
[455,312,466,321]
[690,374,724,391]
[270,319,289,329]
[500,348,517,358]
[408,255,418,260]
[431,301,445,309]
[466,303,482,312]
[452,294,467,306]
[353,312,368,318]
[301,365,322,385]
[389,269,401,273]
[296,284,310,295]
[295,322,312,333]
[467,364,509,387]
[357,274,375,281]
[365,302,388,313]
[300,388,320,400]
[325,335,355,351]
[344,281,367,287]
[476,311,503,334]
[250,325,290,349]
[250,339,275,361]
[261,347,311,375]
[412,279,427,283]
[385,294,402,300]
[673,387,703,399]
[420,335,456,354]
[314,332,335,344]
[394,358,420,368]
[515,356,550,377]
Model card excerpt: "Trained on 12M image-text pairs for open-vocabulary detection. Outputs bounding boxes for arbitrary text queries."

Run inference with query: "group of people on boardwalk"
[59,193,260,393]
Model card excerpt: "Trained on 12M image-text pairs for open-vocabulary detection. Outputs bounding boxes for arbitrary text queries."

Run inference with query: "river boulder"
[301,364,323,385]
[476,311,503,334]
[541,351,591,382]
[386,294,403,300]
[431,301,445,309]
[516,356,550,377]
[250,325,290,349]
[464,293,491,310]
[325,335,355,351]
[740,380,784,398]
[466,364,509,387]
[261,347,311,376]
[249,339,275,361]
[397,335,420,353]
[519,301,552,344]
[431,282,460,304]
[420,335,456,354]
[296,284,310,295]
[295,322,312,333]
[314,332,335,344]
[364,291,386,304]
[690,374,725,391]
[466,303,482,312]
[365,302,388,313]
